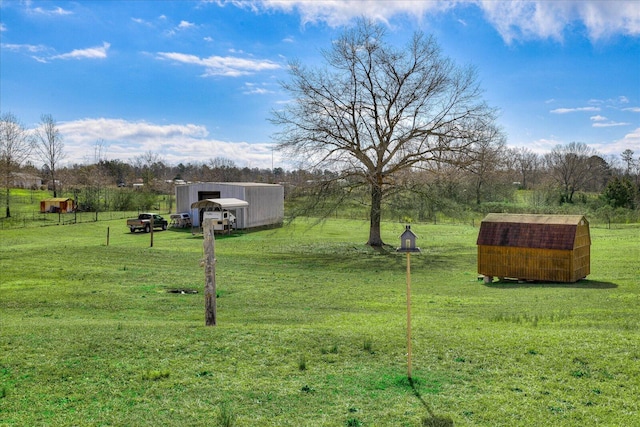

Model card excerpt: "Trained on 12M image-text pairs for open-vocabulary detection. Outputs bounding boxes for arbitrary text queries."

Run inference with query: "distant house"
[477,213,591,283]
[11,172,42,189]
[40,198,75,213]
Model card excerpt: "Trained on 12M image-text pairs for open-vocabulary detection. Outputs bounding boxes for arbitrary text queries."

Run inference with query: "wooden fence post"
[203,219,217,326]
[406,251,412,380]
[150,216,154,248]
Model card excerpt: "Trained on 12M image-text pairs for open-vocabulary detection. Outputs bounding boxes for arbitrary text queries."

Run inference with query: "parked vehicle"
[169,212,192,228]
[126,213,168,233]
[203,210,236,232]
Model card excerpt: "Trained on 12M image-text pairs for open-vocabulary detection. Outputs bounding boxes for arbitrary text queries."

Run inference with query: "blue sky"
[1,0,639,169]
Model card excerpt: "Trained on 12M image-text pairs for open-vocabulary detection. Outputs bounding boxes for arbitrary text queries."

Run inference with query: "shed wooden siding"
[40,198,75,213]
[477,214,590,283]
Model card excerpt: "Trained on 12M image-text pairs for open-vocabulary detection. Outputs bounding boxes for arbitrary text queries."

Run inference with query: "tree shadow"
[408,377,455,427]
[483,278,617,289]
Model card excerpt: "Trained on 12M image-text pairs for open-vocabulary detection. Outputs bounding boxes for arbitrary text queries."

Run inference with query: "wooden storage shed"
[477,213,590,283]
[40,198,75,213]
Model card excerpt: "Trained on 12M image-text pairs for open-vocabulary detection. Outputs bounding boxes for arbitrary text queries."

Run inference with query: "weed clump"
[141,370,170,381]
[218,402,235,427]
[298,354,307,371]
[363,338,374,353]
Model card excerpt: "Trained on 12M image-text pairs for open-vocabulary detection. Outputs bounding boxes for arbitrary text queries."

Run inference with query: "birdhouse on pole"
[397,225,421,253]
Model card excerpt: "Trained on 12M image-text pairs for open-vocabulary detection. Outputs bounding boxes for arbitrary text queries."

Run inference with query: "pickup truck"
[127,213,168,233]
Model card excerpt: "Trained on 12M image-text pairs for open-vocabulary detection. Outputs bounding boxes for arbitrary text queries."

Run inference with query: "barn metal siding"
[245,185,284,228]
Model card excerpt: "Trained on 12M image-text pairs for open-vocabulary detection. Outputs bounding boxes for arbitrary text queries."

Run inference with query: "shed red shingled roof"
[476,214,586,250]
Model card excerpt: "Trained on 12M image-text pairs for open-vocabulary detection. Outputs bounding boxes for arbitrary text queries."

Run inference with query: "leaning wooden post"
[203,219,217,326]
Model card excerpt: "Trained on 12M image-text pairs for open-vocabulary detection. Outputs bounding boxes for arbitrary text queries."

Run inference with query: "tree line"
[270,19,639,244]
[2,20,638,233]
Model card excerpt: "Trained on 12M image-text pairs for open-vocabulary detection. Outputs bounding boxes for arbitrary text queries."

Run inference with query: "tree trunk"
[51,170,57,198]
[5,187,10,218]
[367,180,384,247]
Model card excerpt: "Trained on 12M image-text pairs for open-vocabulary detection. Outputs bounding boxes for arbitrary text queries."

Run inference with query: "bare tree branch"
[34,114,65,197]
[0,113,33,217]
[271,19,502,246]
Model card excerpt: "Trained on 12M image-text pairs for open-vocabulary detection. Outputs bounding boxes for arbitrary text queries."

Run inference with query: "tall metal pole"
[406,251,412,380]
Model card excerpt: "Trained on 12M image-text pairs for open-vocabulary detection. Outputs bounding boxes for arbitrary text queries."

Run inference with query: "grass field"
[1,218,639,426]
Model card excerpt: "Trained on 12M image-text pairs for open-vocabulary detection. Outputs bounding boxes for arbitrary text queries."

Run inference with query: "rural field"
[0,217,639,426]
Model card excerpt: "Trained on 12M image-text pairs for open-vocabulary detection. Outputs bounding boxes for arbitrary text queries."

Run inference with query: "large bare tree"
[621,149,635,176]
[511,147,541,190]
[462,124,506,205]
[34,114,65,197]
[0,113,33,217]
[272,20,499,246]
[545,142,598,203]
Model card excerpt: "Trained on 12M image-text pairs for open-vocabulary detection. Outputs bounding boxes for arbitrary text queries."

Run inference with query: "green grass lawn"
[1,218,639,426]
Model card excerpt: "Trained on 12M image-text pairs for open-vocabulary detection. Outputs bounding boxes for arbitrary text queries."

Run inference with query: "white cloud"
[166,20,198,36]
[51,42,111,60]
[56,118,277,168]
[623,107,640,113]
[156,52,281,77]
[470,1,640,42]
[592,128,640,155]
[619,127,640,148]
[592,121,630,128]
[236,1,640,43]
[1,43,48,53]
[31,6,73,16]
[550,107,600,114]
[509,138,562,154]
[0,23,7,32]
[132,17,151,25]
[242,0,452,27]
[178,20,195,29]
[242,82,274,95]
[590,115,607,122]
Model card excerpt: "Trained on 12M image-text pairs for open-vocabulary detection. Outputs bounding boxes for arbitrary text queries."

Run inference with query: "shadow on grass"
[406,377,455,427]
[483,279,617,289]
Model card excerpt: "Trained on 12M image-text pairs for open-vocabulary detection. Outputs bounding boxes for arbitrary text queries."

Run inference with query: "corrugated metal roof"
[191,198,249,209]
[481,213,586,225]
[477,214,587,250]
[210,182,281,187]
[41,198,73,202]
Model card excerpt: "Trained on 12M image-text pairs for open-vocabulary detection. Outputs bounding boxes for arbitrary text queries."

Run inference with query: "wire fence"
[1,205,637,231]
[0,210,147,230]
